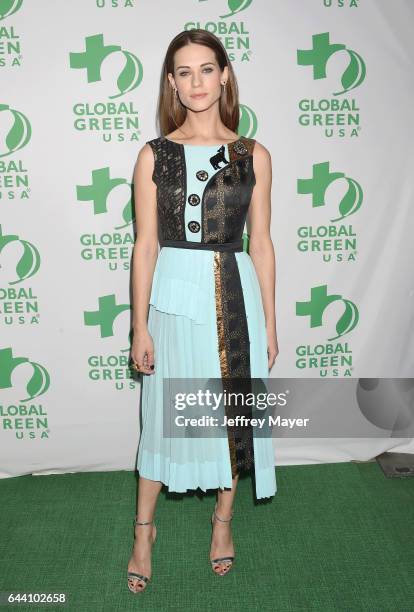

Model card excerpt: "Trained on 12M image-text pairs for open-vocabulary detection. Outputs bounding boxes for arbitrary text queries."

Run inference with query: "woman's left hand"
[266,326,279,371]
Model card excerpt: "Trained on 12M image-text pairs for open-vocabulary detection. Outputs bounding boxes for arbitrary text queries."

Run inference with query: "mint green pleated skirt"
[136,246,277,500]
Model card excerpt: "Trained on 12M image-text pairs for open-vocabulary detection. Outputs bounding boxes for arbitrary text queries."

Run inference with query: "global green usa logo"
[296,284,359,341]
[0,0,23,21]
[0,224,41,284]
[296,161,362,262]
[0,225,41,325]
[0,103,31,157]
[190,1,254,61]
[69,33,143,99]
[77,167,134,228]
[198,0,253,18]
[0,346,50,401]
[298,162,362,222]
[0,0,23,68]
[295,285,357,376]
[84,294,136,387]
[297,32,366,95]
[76,167,135,269]
[297,33,366,137]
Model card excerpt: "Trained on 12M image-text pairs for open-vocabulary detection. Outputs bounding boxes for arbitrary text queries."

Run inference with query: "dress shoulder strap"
[145,137,186,186]
[227,135,256,161]
[146,137,163,184]
[239,135,256,155]
[146,137,161,157]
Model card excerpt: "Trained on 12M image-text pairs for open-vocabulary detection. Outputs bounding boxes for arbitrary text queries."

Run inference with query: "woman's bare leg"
[210,473,239,575]
[127,476,162,592]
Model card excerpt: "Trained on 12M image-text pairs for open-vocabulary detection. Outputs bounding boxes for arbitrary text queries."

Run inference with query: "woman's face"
[168,42,228,110]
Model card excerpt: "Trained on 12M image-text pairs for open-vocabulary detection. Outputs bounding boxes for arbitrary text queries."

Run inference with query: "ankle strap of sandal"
[214,508,234,522]
[133,518,154,526]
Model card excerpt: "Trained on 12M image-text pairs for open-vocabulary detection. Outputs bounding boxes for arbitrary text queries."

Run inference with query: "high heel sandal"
[210,503,235,576]
[127,517,157,593]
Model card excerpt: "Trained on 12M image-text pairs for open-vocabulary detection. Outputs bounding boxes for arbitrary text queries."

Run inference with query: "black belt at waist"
[159,239,244,252]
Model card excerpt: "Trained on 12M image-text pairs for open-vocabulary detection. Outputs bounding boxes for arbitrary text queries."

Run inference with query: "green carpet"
[0,461,413,611]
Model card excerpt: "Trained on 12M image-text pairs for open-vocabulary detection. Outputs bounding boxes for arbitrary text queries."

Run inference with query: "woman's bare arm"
[131,143,159,333]
[248,141,279,365]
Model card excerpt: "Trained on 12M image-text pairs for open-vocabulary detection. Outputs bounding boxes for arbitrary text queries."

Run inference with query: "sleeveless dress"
[136,135,277,500]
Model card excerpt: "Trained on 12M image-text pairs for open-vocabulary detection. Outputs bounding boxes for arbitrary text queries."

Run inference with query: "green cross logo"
[69,34,143,99]
[76,168,134,229]
[297,32,366,95]
[296,285,359,340]
[0,347,50,401]
[84,294,131,339]
[297,162,363,222]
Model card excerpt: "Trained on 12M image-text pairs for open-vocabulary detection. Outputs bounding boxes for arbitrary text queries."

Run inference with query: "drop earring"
[172,87,179,109]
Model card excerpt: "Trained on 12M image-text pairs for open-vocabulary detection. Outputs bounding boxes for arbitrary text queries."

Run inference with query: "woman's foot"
[127,521,156,593]
[210,505,235,576]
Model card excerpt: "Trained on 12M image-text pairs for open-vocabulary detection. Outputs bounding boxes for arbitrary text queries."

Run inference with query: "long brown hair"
[155,29,240,136]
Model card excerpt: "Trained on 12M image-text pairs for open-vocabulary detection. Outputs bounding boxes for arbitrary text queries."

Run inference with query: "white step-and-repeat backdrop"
[1,0,413,478]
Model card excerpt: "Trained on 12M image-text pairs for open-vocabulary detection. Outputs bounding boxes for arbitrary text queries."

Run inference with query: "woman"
[127,29,279,593]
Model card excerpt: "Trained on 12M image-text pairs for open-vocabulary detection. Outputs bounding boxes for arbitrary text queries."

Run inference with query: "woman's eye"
[178,68,213,77]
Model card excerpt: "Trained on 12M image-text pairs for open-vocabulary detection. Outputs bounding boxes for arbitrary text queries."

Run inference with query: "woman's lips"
[191,93,208,98]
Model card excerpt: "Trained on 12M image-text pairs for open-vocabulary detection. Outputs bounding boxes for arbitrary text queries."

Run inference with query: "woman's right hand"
[131,328,155,375]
